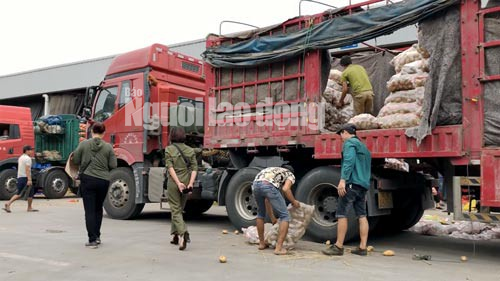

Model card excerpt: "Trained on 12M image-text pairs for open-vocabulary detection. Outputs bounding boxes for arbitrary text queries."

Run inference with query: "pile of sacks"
[322,70,354,132]
[377,44,430,129]
[410,218,500,241]
[42,150,62,161]
[242,202,314,250]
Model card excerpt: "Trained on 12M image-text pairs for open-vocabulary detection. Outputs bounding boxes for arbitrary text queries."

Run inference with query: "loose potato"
[383,250,395,256]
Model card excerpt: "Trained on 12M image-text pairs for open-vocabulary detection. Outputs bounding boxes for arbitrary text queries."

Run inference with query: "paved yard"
[1,198,499,281]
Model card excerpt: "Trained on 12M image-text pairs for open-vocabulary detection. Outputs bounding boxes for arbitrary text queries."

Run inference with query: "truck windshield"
[93,87,118,122]
[170,97,204,136]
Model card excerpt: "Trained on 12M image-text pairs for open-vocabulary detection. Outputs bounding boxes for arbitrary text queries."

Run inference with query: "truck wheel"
[377,201,424,233]
[225,167,261,231]
[0,169,18,200]
[295,166,359,242]
[43,169,70,199]
[104,167,145,220]
[393,201,425,230]
[184,199,214,216]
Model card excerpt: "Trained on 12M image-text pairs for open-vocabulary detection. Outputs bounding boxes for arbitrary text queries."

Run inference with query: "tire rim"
[5,177,17,193]
[51,178,66,193]
[234,181,258,221]
[308,182,339,227]
[109,179,130,208]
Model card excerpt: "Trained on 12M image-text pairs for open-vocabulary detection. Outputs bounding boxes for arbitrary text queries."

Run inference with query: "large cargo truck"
[84,0,500,242]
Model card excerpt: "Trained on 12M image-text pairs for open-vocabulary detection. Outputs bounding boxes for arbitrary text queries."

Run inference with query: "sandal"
[258,244,269,250]
[274,249,288,255]
[3,204,11,213]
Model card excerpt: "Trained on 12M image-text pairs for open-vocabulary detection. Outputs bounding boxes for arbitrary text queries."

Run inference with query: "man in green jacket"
[322,123,372,256]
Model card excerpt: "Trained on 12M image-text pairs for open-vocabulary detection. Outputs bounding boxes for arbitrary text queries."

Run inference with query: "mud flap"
[148,167,166,203]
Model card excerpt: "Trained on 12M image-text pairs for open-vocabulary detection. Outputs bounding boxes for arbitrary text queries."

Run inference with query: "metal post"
[452,176,463,221]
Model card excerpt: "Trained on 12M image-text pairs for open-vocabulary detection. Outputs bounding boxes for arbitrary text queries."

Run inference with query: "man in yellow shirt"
[336,55,374,115]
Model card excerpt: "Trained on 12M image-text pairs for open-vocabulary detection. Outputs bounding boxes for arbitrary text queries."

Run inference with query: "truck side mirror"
[83,108,92,119]
[84,86,99,108]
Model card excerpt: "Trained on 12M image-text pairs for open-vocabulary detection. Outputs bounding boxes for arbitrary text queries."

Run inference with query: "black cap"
[336,123,357,135]
[23,145,34,153]
[340,55,352,66]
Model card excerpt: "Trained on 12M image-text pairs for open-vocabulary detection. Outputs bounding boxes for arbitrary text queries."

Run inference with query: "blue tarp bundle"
[202,0,459,68]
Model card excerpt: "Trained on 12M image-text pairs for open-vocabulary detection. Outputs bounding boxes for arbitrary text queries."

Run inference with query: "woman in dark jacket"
[73,122,117,249]
[165,127,198,250]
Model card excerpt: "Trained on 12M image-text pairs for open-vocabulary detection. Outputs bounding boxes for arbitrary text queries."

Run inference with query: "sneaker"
[351,247,367,256]
[85,241,98,249]
[322,244,344,256]
[96,238,101,245]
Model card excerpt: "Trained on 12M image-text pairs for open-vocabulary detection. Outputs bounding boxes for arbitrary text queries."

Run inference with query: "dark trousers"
[81,174,109,243]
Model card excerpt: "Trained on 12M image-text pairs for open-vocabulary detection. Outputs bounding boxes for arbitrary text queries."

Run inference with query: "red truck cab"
[84,44,207,219]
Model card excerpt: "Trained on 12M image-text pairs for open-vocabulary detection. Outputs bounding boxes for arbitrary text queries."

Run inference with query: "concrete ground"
[1,198,499,281]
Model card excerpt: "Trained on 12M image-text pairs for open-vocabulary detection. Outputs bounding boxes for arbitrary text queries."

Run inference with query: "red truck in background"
[84,0,500,242]
[0,106,34,199]
[0,105,81,199]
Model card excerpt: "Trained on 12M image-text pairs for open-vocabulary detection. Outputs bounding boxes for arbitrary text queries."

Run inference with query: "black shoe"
[170,234,179,245]
[184,232,191,243]
[85,241,98,249]
[96,238,101,245]
[179,232,189,251]
[351,247,367,256]
[322,244,344,256]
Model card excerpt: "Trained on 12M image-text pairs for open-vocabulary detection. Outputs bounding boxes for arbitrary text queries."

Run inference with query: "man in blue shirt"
[322,123,372,256]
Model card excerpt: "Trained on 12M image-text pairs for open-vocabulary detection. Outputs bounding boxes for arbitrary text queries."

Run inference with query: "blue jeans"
[252,181,290,222]
[336,183,367,219]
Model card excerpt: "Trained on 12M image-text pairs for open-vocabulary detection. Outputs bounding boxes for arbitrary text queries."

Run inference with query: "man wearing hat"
[336,55,374,115]
[3,145,38,213]
[322,123,371,256]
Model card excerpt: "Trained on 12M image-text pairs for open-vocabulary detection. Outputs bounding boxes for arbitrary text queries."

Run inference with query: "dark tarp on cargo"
[203,0,459,68]
[332,52,396,115]
[406,6,462,144]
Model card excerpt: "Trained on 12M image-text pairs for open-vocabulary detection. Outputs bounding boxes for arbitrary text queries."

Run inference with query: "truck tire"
[43,169,70,199]
[376,200,424,233]
[104,167,145,220]
[184,199,214,216]
[225,167,261,231]
[0,169,18,200]
[295,166,359,242]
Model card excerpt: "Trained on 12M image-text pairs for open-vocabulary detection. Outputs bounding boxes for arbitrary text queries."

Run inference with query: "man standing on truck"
[322,124,371,256]
[252,164,300,255]
[336,55,374,115]
[3,145,38,213]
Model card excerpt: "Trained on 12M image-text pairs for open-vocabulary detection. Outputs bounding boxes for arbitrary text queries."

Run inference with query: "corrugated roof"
[0,39,206,100]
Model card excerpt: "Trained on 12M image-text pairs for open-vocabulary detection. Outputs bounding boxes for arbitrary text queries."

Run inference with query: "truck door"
[92,75,145,163]
[0,123,22,159]
[92,85,118,143]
